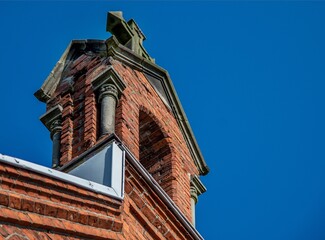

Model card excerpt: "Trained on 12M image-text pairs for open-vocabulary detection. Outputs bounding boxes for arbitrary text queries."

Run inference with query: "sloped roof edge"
[34,38,209,175]
[34,40,92,103]
[34,41,73,102]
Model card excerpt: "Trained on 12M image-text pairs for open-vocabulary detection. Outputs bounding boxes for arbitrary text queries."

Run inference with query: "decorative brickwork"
[42,53,199,220]
[112,60,198,220]
[8,11,209,240]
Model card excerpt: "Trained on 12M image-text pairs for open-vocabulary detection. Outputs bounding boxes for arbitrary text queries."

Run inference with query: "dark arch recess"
[139,108,174,194]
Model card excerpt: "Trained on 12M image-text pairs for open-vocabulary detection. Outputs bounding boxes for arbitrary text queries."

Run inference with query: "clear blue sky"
[1,2,325,240]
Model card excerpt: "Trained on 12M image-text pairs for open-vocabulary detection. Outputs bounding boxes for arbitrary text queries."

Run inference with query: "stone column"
[98,83,119,136]
[190,186,198,226]
[50,119,62,168]
[91,67,126,138]
[40,104,63,169]
[190,175,207,227]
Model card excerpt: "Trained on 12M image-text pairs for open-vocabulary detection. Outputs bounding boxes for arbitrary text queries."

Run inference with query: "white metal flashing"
[0,153,123,200]
[67,141,125,198]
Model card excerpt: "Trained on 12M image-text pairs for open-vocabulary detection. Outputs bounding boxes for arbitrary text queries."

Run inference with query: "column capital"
[98,83,119,103]
[40,104,63,135]
[190,175,207,204]
[190,185,198,203]
[91,66,126,99]
[50,119,63,139]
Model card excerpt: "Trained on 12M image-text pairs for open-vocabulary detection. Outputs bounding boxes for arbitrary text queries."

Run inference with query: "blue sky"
[1,2,325,240]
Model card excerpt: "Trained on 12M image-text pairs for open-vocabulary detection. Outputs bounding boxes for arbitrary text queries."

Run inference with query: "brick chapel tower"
[0,12,209,239]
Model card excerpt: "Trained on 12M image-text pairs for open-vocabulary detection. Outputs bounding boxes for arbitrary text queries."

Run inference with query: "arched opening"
[139,110,173,193]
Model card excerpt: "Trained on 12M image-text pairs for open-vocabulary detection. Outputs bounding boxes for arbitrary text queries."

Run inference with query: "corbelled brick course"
[0,162,123,239]
[0,153,199,239]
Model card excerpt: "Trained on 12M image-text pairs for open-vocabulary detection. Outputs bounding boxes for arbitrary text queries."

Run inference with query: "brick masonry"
[0,162,123,240]
[1,48,203,239]
[0,155,197,239]
[112,59,199,220]
[46,54,199,221]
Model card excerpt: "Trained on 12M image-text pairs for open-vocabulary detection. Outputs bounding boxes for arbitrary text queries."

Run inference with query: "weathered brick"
[111,220,123,232]
[0,192,9,206]
[9,194,22,209]
[78,211,89,225]
[21,198,34,212]
[88,215,98,227]
[67,210,79,222]
[0,224,9,237]
[34,202,46,215]
[97,217,113,230]
[45,204,58,217]
[57,208,68,219]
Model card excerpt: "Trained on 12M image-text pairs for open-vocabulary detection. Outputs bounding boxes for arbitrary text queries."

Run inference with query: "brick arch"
[138,106,176,196]
[138,106,170,139]
[113,61,195,219]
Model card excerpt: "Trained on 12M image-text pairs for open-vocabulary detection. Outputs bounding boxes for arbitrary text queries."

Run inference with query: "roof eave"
[34,40,97,103]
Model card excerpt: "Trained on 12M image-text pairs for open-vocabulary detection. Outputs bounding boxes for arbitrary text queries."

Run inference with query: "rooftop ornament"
[106,11,154,63]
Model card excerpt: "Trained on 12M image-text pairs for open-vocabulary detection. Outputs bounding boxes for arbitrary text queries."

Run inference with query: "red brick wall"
[139,108,173,195]
[112,60,199,221]
[47,55,107,165]
[121,163,196,240]
[0,162,123,240]
[46,54,199,222]
[0,158,196,239]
